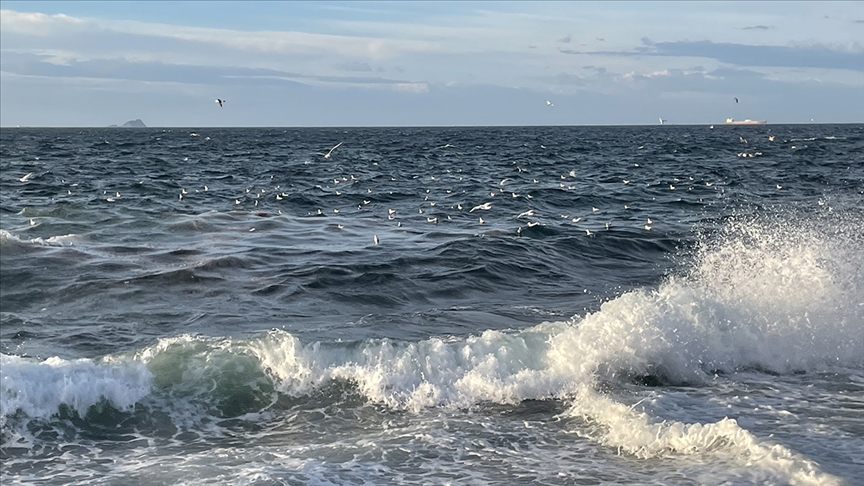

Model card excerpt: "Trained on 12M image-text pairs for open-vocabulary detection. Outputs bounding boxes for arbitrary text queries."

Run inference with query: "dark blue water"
[2,125,863,485]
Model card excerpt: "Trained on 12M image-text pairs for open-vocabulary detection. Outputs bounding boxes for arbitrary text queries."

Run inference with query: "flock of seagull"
[19,100,784,247]
[21,134,787,246]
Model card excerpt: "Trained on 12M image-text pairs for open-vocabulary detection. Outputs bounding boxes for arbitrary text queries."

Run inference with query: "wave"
[569,388,842,486]
[0,229,80,256]
[2,210,861,482]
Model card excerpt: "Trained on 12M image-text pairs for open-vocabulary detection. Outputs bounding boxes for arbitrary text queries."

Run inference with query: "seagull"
[215,99,225,107]
[373,235,379,245]
[546,100,554,107]
[317,142,343,159]
[470,202,492,212]
[734,97,739,104]
[19,172,33,182]
[517,209,534,218]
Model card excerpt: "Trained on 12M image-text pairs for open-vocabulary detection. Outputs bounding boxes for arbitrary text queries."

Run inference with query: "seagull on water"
[19,172,33,183]
[215,99,225,107]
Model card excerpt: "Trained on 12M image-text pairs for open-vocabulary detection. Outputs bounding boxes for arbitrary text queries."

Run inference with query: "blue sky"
[1,1,862,127]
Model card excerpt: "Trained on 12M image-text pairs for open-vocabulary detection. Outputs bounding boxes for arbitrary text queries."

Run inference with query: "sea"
[1,124,862,485]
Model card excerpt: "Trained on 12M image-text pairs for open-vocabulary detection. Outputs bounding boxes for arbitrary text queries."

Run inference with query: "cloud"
[0,9,440,61]
[0,52,425,92]
[558,35,571,43]
[393,82,429,94]
[705,66,765,80]
[0,9,84,35]
[642,38,864,71]
[337,61,373,72]
[562,38,864,72]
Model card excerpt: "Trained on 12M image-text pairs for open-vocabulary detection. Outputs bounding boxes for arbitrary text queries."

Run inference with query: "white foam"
[0,354,152,427]
[247,326,575,412]
[0,229,79,247]
[568,387,843,486]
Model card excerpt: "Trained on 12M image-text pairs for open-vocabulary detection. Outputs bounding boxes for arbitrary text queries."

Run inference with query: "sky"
[1,1,862,127]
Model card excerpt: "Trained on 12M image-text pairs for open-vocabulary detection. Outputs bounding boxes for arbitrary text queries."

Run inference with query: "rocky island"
[108,119,147,127]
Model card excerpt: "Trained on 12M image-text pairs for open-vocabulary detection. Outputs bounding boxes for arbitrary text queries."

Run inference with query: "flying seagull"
[316,142,343,159]
[546,100,554,107]
[215,99,225,107]
[733,97,739,103]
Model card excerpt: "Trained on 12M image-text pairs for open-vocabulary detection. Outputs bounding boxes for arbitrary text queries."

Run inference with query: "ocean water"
[1,125,862,485]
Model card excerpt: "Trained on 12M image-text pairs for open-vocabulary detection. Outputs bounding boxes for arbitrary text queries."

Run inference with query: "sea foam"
[0,354,152,428]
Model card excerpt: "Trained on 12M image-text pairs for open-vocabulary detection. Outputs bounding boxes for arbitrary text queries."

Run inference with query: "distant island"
[108,119,147,128]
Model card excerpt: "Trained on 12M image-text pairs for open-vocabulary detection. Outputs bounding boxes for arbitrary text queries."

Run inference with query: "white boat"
[725,117,766,125]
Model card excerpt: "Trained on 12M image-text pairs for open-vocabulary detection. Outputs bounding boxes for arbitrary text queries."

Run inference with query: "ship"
[725,117,766,125]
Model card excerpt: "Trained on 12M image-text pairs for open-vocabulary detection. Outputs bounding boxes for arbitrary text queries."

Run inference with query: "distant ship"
[725,117,766,125]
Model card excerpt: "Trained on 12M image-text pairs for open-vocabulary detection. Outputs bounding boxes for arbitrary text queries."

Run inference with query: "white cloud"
[393,82,429,94]
[1,9,441,61]
[0,9,83,34]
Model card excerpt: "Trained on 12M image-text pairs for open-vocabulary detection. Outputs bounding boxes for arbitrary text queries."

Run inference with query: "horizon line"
[3,122,860,129]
